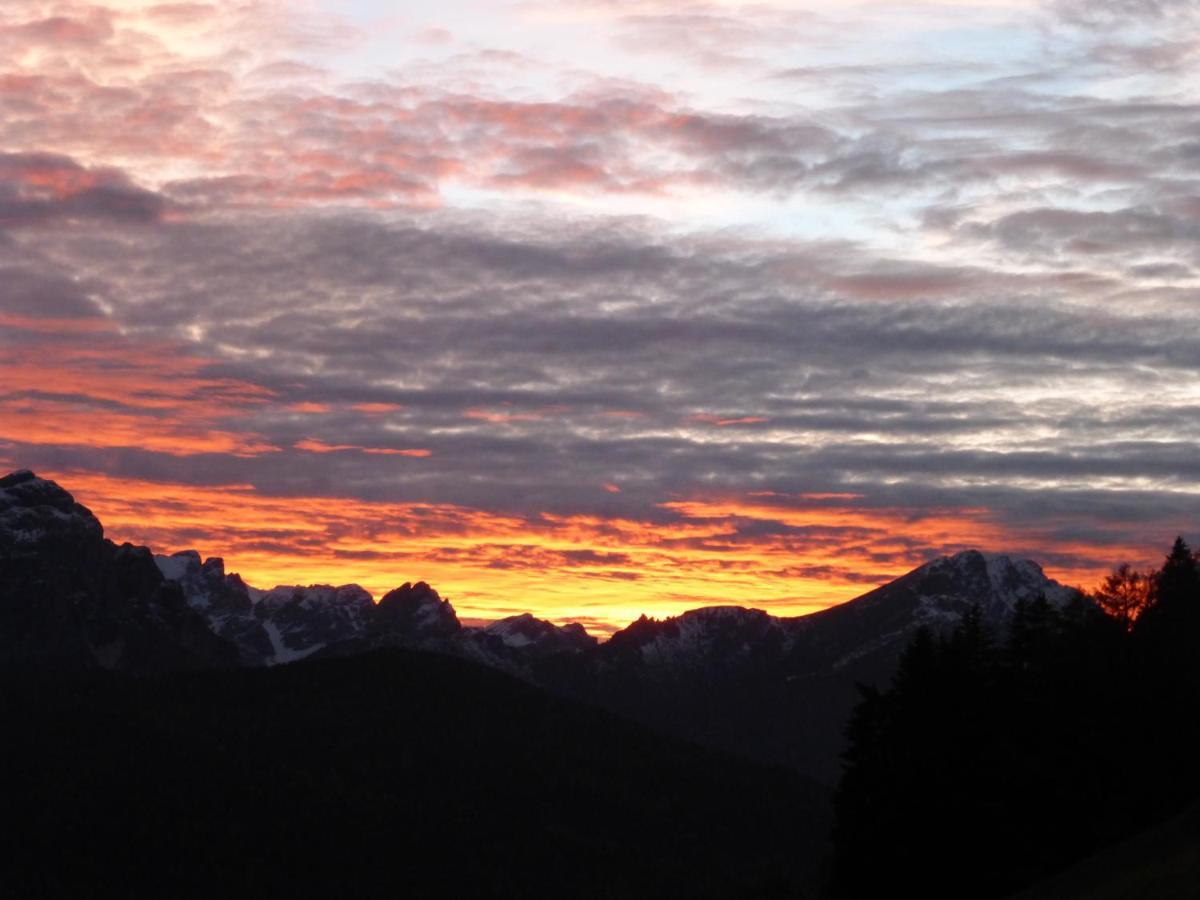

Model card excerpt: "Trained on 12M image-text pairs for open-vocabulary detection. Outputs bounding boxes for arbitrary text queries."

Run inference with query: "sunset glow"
[3,0,1199,632]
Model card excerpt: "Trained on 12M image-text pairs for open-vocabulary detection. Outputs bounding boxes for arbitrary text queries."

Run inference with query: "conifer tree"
[1092,563,1150,632]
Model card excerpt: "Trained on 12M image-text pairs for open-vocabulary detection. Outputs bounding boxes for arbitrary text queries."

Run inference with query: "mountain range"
[0,468,1079,786]
[2,470,846,898]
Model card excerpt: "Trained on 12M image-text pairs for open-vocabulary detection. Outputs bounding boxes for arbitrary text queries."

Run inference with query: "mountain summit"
[0,471,235,671]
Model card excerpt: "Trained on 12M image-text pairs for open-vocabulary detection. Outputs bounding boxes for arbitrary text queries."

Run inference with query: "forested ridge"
[832,537,1200,898]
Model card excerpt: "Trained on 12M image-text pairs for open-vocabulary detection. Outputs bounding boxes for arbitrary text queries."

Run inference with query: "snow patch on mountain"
[154,550,197,585]
[0,470,102,547]
[479,613,597,654]
[909,550,1076,628]
[262,618,323,664]
[153,549,372,665]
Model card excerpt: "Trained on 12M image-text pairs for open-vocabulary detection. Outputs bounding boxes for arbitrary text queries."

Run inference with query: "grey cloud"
[4,0,1200,580]
[1053,0,1199,26]
[7,202,1198,550]
[0,153,165,228]
[974,206,1200,260]
[0,266,101,319]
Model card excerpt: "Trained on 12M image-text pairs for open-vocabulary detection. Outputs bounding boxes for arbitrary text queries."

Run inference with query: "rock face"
[155,551,378,666]
[314,583,599,676]
[257,584,375,663]
[154,550,274,665]
[602,606,792,679]
[151,556,597,672]
[480,614,596,655]
[0,471,236,671]
[372,581,460,641]
[155,550,256,616]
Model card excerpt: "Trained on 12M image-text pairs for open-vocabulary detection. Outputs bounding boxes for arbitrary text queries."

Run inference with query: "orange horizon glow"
[15,466,1163,637]
[0,316,1178,636]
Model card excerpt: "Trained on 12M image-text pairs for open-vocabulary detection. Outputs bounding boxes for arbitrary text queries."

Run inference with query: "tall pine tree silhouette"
[832,539,1200,899]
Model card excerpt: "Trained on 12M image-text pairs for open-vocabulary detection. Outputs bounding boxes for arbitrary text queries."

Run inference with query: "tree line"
[831,537,1200,898]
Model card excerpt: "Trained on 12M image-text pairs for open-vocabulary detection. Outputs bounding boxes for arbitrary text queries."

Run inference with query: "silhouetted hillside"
[2,648,832,899]
[1011,802,1200,900]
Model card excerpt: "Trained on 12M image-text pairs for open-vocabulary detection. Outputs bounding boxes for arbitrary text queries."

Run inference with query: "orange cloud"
[286,402,331,414]
[26,469,1148,636]
[464,405,568,423]
[0,318,278,457]
[0,400,278,457]
[295,439,431,457]
[352,402,404,414]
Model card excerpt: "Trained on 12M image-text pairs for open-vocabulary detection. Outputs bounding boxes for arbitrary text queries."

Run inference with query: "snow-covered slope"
[0,469,103,549]
[481,613,595,653]
[257,584,374,663]
[797,548,1079,672]
[154,551,377,666]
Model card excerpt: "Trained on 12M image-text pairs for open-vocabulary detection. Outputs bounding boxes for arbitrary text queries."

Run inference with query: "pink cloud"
[687,413,771,427]
[295,439,431,457]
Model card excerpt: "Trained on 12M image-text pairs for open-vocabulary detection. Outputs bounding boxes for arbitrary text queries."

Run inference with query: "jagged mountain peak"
[0,470,236,671]
[865,548,1077,628]
[934,549,1051,584]
[381,580,441,603]
[155,550,253,611]
[155,549,203,583]
[603,604,791,673]
[916,548,1050,580]
[1,469,61,497]
[374,581,460,639]
[0,469,102,545]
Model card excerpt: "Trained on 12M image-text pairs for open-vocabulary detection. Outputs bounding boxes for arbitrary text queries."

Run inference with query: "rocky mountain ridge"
[152,542,1077,673]
[1,470,1082,781]
[0,470,236,671]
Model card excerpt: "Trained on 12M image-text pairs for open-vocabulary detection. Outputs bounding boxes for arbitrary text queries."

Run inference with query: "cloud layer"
[2,0,1198,629]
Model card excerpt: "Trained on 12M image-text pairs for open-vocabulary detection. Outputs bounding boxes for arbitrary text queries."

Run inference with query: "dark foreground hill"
[1,648,832,900]
[1011,802,1200,900]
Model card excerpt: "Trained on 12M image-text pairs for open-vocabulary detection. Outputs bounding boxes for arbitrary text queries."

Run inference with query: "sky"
[2,0,1198,632]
